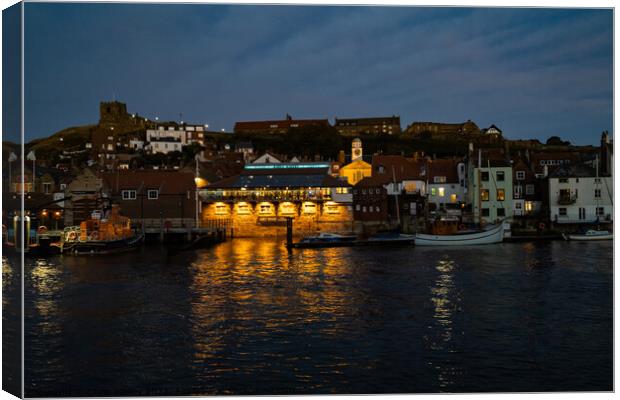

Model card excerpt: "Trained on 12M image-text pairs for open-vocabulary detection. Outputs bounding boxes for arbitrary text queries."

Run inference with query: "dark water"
[12,239,613,396]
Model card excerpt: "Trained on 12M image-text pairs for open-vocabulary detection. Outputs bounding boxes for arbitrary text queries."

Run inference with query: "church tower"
[352,138,363,161]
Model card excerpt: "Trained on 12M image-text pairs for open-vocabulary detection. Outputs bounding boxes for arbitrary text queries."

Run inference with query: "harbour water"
[6,239,613,396]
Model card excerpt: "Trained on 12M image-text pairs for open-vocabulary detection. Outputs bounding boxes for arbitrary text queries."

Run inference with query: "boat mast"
[392,165,401,226]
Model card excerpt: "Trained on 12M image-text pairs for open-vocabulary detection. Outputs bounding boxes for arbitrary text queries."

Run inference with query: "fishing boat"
[61,205,144,255]
[563,230,613,241]
[415,221,505,246]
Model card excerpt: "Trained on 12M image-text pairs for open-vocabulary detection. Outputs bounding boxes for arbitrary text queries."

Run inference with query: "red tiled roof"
[100,170,195,194]
[371,155,424,181]
[428,159,460,183]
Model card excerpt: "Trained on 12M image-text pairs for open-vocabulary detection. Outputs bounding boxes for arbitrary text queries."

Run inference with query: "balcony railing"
[557,195,577,205]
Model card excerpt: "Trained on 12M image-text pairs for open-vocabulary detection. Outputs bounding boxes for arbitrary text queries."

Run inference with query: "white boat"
[415,221,504,246]
[563,230,613,241]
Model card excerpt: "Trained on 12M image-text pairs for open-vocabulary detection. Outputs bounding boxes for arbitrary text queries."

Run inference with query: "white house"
[548,164,613,224]
[427,159,466,214]
[146,124,205,154]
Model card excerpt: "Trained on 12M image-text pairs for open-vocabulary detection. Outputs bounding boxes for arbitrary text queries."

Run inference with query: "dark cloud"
[15,4,612,145]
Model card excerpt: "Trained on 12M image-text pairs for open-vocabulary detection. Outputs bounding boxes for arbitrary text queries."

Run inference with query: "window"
[481,189,490,201]
[481,208,490,217]
[597,207,605,216]
[376,206,381,213]
[481,171,489,181]
[362,206,367,213]
[595,178,602,183]
[147,189,159,200]
[559,208,567,216]
[514,185,522,199]
[496,171,505,181]
[236,204,250,215]
[122,190,136,200]
[559,178,568,183]
[433,176,446,183]
[525,185,534,195]
[431,188,436,196]
[515,202,522,209]
[355,204,361,211]
[438,187,445,197]
[60,183,67,190]
[362,189,367,195]
[42,182,52,194]
[595,189,601,198]
[497,208,505,217]
[303,203,316,214]
[497,189,505,201]
[450,194,457,203]
[215,204,228,215]
[259,204,274,215]
[516,171,525,180]
[375,188,380,194]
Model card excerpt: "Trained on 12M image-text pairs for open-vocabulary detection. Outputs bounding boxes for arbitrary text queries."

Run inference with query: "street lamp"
[41,210,48,227]
[53,210,61,230]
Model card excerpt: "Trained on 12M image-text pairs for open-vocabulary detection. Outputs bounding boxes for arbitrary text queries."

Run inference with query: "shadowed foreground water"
[15,239,612,396]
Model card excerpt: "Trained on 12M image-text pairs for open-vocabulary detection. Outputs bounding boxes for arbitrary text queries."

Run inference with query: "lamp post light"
[53,210,61,230]
[41,210,48,227]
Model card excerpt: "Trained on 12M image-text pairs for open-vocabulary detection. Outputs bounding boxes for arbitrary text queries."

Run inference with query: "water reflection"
[23,240,613,395]
[428,256,462,390]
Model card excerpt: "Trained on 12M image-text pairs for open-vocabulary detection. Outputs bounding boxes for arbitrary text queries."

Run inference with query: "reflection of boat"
[61,205,144,255]
[563,230,613,241]
[415,221,504,246]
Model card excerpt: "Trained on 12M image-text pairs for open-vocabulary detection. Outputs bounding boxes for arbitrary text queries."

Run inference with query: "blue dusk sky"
[9,4,615,144]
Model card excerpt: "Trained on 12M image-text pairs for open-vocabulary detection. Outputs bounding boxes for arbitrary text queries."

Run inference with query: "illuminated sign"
[244,163,330,170]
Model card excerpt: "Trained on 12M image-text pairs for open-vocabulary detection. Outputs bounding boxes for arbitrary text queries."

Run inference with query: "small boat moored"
[563,230,613,241]
[291,232,358,248]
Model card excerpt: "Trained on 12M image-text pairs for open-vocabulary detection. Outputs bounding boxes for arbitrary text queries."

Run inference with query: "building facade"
[548,164,613,224]
[467,160,514,224]
[199,163,353,237]
[334,116,401,136]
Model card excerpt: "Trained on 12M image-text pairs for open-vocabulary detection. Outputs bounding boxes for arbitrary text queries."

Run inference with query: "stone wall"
[201,201,354,237]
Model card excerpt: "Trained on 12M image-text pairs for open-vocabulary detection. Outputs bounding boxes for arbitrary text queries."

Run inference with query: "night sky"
[7,4,614,144]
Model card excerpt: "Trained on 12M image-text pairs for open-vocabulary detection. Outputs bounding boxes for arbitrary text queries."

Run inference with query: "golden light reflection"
[430,257,462,389]
[188,239,356,366]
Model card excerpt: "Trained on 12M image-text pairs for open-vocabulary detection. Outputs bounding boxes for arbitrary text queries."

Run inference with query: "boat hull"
[62,234,144,255]
[565,233,613,241]
[415,223,504,246]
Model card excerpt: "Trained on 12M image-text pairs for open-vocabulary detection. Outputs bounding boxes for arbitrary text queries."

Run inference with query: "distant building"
[511,156,543,217]
[548,163,613,224]
[427,158,466,214]
[404,120,480,137]
[339,139,372,185]
[100,170,197,227]
[334,116,401,136]
[146,124,206,154]
[481,124,502,137]
[234,114,330,134]
[467,152,513,224]
[353,175,389,227]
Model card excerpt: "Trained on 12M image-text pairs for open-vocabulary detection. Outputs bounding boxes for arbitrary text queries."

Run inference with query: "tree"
[546,136,571,146]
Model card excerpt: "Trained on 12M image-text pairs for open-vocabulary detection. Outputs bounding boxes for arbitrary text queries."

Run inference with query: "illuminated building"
[200,163,353,237]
